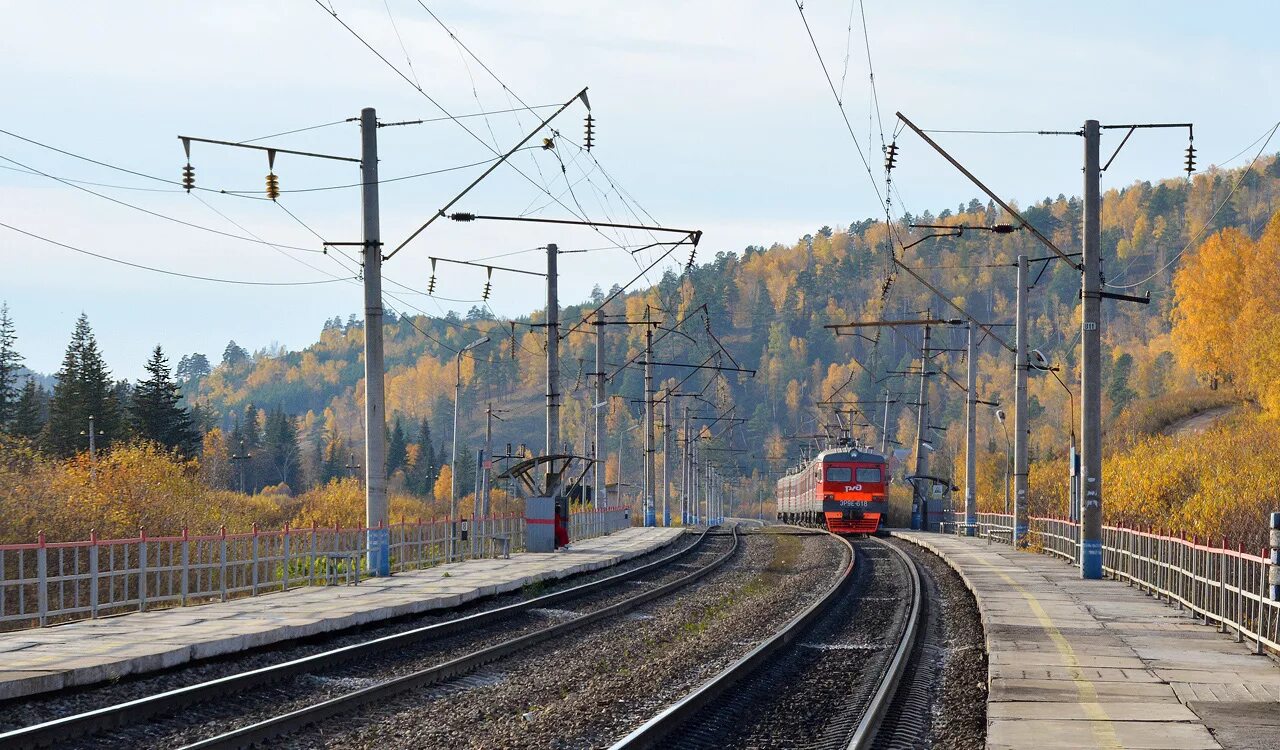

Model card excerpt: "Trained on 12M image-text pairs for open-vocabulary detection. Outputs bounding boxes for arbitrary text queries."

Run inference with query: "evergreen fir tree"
[44,314,121,457]
[262,406,301,488]
[387,416,408,474]
[130,345,199,456]
[0,302,21,429]
[11,377,46,439]
[408,417,437,495]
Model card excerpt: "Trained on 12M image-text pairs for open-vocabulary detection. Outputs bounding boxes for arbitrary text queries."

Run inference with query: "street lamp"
[451,336,489,561]
[995,408,1011,514]
[1030,349,1078,518]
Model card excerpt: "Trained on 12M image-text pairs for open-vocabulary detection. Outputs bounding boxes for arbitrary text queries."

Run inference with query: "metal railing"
[960,512,1280,656]
[0,506,631,632]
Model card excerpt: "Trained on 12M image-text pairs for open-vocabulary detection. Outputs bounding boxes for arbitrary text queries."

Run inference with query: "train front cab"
[819,458,886,535]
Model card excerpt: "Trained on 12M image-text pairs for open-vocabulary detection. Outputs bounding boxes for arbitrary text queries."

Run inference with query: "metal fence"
[960,512,1280,656]
[0,506,631,632]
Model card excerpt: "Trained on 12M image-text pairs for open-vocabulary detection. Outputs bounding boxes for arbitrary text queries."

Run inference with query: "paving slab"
[894,532,1280,750]
[0,526,683,701]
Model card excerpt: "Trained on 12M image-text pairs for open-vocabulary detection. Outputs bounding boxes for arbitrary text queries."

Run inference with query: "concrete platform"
[893,532,1280,750]
[0,527,683,701]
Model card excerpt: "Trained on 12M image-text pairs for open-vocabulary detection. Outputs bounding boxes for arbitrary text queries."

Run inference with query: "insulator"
[584,114,596,151]
[1184,144,1196,175]
[686,245,697,270]
[884,142,899,172]
[427,275,436,295]
[265,172,280,200]
[509,322,517,360]
[181,163,195,192]
[481,281,492,301]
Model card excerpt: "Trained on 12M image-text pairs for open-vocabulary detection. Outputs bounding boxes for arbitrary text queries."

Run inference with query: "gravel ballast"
[886,537,987,750]
[1,531,702,737]
[274,527,847,749]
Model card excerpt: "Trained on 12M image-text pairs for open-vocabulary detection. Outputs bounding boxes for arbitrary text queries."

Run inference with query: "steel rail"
[180,525,740,749]
[846,537,924,749]
[0,527,718,749]
[608,526,856,749]
[609,533,923,750]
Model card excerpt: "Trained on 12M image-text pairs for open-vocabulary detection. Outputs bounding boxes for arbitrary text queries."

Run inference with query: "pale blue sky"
[3,1,1276,379]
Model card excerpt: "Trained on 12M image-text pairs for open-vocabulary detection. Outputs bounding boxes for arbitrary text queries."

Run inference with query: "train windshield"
[855,467,882,483]
[825,466,852,482]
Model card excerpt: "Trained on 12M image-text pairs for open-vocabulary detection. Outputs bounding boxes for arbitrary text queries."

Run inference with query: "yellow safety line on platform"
[974,554,1123,750]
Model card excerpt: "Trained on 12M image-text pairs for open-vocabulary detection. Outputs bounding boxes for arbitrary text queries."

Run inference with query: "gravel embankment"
[2,531,701,735]
[668,538,905,749]
[886,538,986,750]
[276,527,847,750]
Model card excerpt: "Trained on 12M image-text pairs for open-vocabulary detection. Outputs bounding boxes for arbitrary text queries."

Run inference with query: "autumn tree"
[131,345,199,456]
[1171,228,1250,388]
[199,427,233,489]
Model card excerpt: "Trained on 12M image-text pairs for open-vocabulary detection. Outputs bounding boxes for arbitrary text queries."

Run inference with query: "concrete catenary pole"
[1014,254,1030,547]
[359,107,390,576]
[1081,120,1104,579]
[594,314,606,509]
[545,243,559,492]
[912,323,931,530]
[482,403,494,517]
[880,389,891,455]
[663,395,671,526]
[965,323,978,536]
[682,405,691,524]
[643,326,656,527]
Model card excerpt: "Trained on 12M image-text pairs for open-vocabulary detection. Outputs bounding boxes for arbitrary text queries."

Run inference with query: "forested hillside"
[180,153,1280,492]
[4,152,1280,543]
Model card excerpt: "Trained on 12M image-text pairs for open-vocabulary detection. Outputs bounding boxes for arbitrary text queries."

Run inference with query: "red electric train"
[776,448,889,534]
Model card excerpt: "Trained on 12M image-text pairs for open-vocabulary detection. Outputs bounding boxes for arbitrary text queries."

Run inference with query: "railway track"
[0,525,737,750]
[611,534,922,750]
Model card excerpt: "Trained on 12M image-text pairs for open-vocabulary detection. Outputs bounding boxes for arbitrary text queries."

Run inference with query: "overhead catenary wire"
[0,220,351,287]
[0,152,321,253]
[0,127,524,196]
[1104,119,1280,289]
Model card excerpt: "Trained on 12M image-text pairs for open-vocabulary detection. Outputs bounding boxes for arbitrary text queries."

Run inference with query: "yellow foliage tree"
[1171,228,1250,388]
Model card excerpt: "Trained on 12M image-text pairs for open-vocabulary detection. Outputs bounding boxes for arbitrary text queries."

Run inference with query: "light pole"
[995,409,1011,515]
[451,336,489,561]
[618,420,642,512]
[229,438,251,494]
[1031,349,1078,520]
[80,415,104,482]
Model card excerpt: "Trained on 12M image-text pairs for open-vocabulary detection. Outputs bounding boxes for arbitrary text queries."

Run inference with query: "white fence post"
[89,529,99,619]
[180,528,190,607]
[1268,512,1280,601]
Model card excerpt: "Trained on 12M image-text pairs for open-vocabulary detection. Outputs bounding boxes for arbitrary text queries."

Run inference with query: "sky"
[3,1,1277,379]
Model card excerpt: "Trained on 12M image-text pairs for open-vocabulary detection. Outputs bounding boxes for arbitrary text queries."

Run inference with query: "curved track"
[611,534,921,750]
[1,526,733,750]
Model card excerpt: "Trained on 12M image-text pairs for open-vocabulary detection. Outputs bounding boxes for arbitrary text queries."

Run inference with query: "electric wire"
[1104,120,1280,289]
[0,152,320,253]
[311,1,603,236]
[238,119,353,145]
[408,0,674,272]
[0,126,517,196]
[0,220,351,286]
[382,0,424,91]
